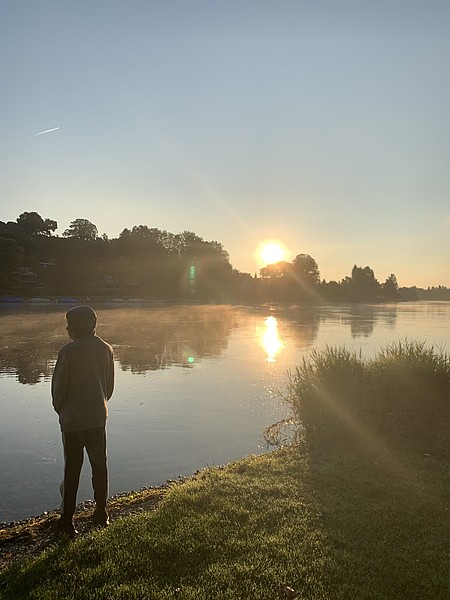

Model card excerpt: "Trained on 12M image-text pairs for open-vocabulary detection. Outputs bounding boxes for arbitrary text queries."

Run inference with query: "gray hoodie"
[52,334,114,432]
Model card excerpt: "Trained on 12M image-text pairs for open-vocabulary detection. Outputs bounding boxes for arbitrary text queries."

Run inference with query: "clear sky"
[1,1,449,287]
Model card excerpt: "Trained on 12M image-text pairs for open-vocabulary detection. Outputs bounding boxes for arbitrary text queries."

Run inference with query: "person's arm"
[51,349,70,413]
[106,348,115,400]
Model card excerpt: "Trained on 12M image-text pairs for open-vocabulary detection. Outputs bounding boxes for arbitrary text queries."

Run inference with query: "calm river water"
[1,301,449,522]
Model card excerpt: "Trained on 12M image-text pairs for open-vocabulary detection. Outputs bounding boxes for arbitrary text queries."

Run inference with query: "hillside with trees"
[0,211,448,303]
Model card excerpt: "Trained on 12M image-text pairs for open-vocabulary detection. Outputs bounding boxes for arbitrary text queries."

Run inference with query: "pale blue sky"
[1,1,449,286]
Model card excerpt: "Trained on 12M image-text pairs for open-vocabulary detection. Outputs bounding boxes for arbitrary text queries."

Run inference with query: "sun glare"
[261,316,284,362]
[258,240,286,266]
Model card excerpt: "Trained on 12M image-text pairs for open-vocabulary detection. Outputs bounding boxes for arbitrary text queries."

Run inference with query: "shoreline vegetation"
[1,341,449,599]
[2,211,450,304]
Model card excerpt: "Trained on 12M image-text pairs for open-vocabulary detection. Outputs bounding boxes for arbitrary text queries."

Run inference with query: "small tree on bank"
[63,218,98,241]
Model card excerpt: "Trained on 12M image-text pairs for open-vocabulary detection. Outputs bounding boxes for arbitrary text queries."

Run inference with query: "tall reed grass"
[266,340,450,449]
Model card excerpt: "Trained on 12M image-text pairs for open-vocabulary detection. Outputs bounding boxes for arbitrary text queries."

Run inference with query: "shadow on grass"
[304,425,450,600]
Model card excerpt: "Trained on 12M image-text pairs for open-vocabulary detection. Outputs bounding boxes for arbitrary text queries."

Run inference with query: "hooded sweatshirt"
[52,334,114,432]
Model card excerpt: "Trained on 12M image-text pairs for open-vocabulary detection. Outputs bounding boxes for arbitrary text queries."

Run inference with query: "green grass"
[1,340,449,599]
[1,450,331,600]
[1,446,449,600]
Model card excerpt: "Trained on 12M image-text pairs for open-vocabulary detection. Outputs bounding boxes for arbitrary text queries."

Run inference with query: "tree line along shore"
[2,211,449,303]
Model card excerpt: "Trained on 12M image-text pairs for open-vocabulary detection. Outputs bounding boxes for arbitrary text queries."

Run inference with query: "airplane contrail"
[33,126,61,136]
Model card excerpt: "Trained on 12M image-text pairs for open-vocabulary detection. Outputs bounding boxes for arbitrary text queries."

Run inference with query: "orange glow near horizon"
[255,239,288,268]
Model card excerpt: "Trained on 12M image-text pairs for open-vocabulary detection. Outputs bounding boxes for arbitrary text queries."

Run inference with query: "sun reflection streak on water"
[260,316,285,362]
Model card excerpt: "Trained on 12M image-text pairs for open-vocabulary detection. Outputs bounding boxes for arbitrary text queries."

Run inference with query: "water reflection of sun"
[260,316,284,362]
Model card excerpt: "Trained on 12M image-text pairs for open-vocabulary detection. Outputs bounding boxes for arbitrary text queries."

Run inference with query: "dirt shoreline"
[0,480,182,573]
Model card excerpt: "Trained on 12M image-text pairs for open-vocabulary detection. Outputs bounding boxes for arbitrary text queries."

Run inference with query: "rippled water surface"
[1,301,449,522]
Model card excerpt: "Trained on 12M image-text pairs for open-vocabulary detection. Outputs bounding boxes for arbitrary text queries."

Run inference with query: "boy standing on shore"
[52,305,114,538]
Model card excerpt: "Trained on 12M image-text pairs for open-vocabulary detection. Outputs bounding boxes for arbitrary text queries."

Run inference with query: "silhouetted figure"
[52,305,114,537]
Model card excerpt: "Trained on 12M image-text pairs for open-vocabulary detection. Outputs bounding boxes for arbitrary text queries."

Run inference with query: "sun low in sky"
[255,240,289,268]
[2,2,449,287]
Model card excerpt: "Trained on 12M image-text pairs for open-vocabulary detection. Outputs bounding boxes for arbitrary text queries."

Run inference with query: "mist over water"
[1,302,449,522]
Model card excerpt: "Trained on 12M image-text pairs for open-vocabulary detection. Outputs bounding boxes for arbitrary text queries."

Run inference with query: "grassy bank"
[1,341,449,599]
[1,445,449,599]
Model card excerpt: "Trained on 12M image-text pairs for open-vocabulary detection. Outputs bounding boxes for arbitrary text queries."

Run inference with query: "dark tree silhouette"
[292,254,320,287]
[382,274,400,301]
[343,265,381,302]
[63,219,98,241]
[0,237,24,293]
[16,212,57,236]
[0,210,440,302]
[260,261,292,279]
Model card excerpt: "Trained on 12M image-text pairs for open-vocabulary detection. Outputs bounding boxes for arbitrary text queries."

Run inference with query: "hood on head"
[66,305,97,337]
